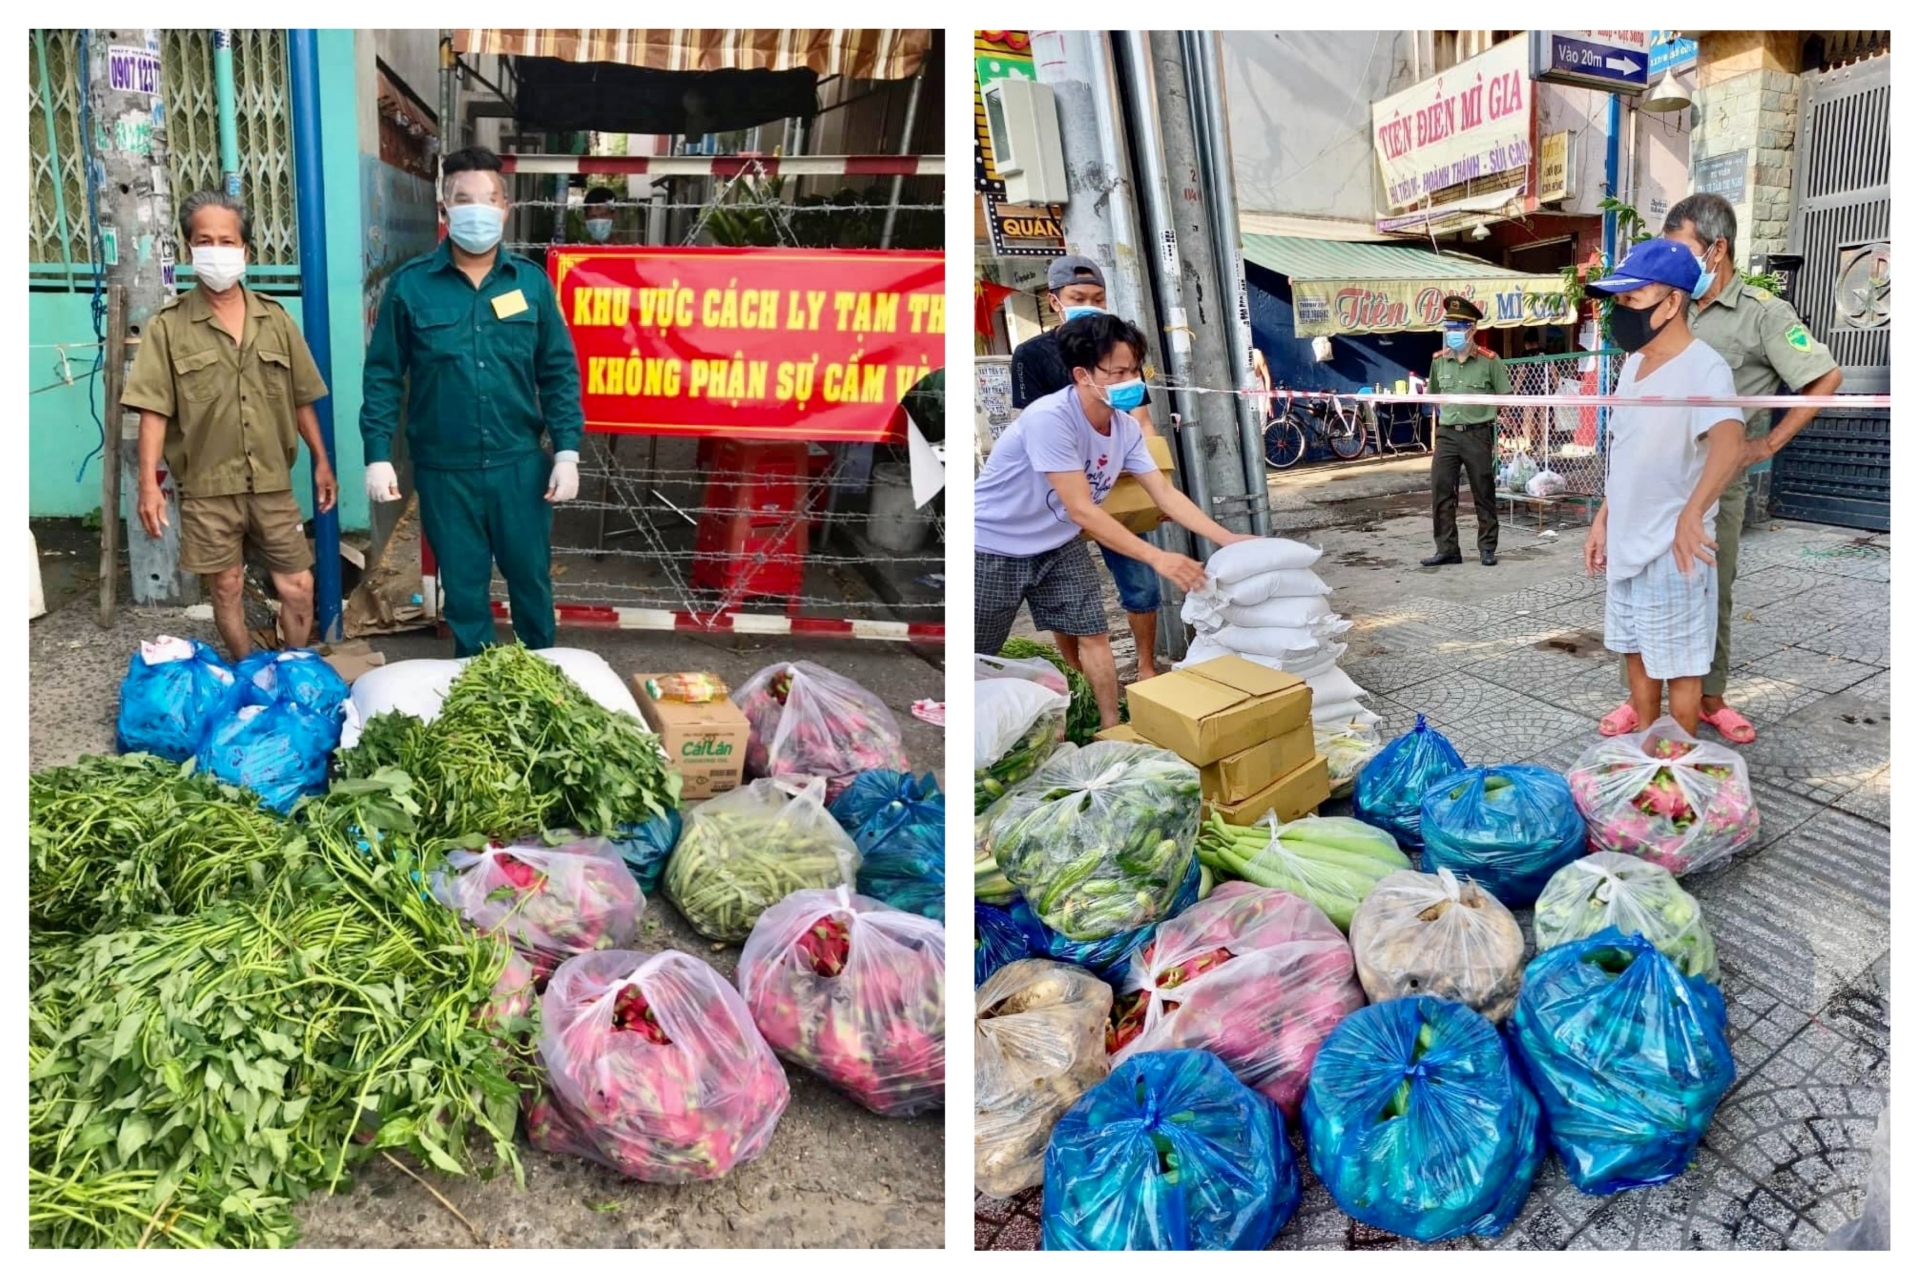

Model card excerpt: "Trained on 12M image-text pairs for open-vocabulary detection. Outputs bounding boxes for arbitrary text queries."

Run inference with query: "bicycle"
[1261,385,1370,470]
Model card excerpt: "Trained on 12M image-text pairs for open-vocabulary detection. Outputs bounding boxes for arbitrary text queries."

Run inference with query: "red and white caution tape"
[498,153,943,178]
[1161,384,1888,410]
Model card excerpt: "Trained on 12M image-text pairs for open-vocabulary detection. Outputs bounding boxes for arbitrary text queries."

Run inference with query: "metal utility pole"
[1138,31,1253,537]
[85,28,196,605]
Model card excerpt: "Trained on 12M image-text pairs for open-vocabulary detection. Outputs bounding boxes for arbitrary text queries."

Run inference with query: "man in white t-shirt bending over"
[975,313,1253,728]
[1581,238,1748,735]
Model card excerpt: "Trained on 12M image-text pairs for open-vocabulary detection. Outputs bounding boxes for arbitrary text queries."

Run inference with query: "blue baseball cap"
[1585,238,1702,297]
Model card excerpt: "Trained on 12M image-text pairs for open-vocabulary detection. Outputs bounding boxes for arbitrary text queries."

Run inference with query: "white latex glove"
[365,461,401,503]
[546,450,580,503]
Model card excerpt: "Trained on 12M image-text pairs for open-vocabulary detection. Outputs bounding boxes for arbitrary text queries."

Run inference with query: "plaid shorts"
[975,542,1107,653]
[1605,551,1717,681]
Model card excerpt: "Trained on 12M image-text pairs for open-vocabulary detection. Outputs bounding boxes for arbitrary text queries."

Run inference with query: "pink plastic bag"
[738,886,946,1117]
[533,949,791,1182]
[1108,882,1363,1119]
[1566,717,1759,876]
[431,836,644,984]
[735,662,910,801]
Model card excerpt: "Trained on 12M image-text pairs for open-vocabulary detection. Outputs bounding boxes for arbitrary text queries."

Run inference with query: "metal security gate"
[1773,52,1890,531]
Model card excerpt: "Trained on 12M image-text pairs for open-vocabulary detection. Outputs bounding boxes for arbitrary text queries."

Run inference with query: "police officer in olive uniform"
[1423,296,1510,567]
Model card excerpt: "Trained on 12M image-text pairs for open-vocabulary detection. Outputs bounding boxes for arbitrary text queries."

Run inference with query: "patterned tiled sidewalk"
[978,523,1890,1250]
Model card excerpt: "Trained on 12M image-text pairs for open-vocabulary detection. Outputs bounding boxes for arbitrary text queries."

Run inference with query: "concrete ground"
[30,520,946,1249]
[987,457,1890,1250]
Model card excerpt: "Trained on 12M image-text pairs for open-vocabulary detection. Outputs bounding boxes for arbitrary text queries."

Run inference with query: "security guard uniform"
[1424,295,1509,566]
[360,239,584,657]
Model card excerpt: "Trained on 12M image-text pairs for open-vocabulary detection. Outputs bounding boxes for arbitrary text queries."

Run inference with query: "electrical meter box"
[982,77,1069,205]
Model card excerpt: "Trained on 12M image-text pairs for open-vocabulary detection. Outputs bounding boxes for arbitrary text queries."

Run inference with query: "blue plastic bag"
[1419,765,1587,906]
[115,638,239,762]
[198,700,340,813]
[1354,714,1466,849]
[1042,1047,1300,1250]
[1011,855,1201,986]
[1304,995,1545,1242]
[1511,928,1735,1194]
[551,814,682,894]
[234,648,351,717]
[830,770,945,920]
[974,902,1030,987]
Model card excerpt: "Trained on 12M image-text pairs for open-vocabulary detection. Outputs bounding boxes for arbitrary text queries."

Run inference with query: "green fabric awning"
[1242,234,1571,337]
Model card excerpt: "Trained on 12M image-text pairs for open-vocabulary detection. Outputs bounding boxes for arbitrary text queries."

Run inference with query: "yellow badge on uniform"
[491,289,528,319]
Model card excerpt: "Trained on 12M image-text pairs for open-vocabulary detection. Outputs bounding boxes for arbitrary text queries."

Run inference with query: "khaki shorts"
[179,489,315,576]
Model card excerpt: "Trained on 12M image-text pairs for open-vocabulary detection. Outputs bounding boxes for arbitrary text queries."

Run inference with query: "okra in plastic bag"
[1011,854,1202,986]
[735,661,909,801]
[1348,868,1527,1022]
[1419,764,1587,906]
[738,887,945,1117]
[1304,995,1546,1242]
[1533,851,1718,981]
[975,958,1113,1197]
[234,647,351,718]
[974,901,1030,987]
[1353,714,1467,849]
[830,770,945,920]
[986,742,1203,942]
[1108,883,1364,1119]
[431,837,644,984]
[534,949,791,1182]
[1510,928,1735,1194]
[1042,1047,1301,1251]
[975,678,1070,814]
[197,700,339,814]
[664,777,860,943]
[115,636,239,762]
[1566,717,1759,877]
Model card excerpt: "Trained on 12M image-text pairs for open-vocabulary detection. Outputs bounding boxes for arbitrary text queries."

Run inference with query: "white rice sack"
[341,658,464,748]
[1175,635,1237,669]
[1215,568,1331,607]
[1211,618,1352,659]
[1221,596,1343,631]
[1312,697,1382,729]
[534,648,647,724]
[1203,538,1322,583]
[1306,666,1369,709]
[1179,594,1227,633]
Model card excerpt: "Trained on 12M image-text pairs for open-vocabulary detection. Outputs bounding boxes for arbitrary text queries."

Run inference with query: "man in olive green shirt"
[123,191,336,660]
[1596,193,1842,743]
[361,147,585,657]
[1423,295,1510,567]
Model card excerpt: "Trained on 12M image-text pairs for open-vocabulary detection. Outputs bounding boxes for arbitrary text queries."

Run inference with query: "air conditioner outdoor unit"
[982,77,1070,205]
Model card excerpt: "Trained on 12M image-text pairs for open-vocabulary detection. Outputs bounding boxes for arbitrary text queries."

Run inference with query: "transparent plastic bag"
[1042,1047,1300,1250]
[1011,854,1202,986]
[974,652,1072,698]
[1534,851,1718,981]
[478,949,538,1037]
[233,648,351,718]
[664,777,860,942]
[1505,453,1539,493]
[1566,717,1759,876]
[986,742,1203,942]
[1348,868,1528,1022]
[1825,1103,1890,1250]
[1510,929,1735,1194]
[1108,883,1364,1118]
[1195,812,1410,932]
[974,958,1113,1197]
[1526,468,1567,498]
[738,886,944,1117]
[974,901,1030,987]
[115,636,238,761]
[196,700,338,814]
[1354,714,1467,849]
[1318,721,1384,796]
[830,770,945,920]
[1420,765,1588,906]
[535,949,790,1182]
[735,661,909,801]
[975,678,1069,814]
[1304,994,1546,1242]
[431,837,644,984]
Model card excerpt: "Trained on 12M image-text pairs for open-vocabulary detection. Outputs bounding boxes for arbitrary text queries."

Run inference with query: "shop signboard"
[1372,37,1533,216]
[1530,30,1651,94]
[1538,131,1572,203]
[1291,276,1573,338]
[984,195,1065,256]
[1650,31,1698,74]
[1692,152,1748,204]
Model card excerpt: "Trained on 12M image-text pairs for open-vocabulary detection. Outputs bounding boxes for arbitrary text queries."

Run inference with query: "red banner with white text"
[548,246,945,442]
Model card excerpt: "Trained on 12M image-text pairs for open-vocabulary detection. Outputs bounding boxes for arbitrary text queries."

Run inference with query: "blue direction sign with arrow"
[1530,31,1651,94]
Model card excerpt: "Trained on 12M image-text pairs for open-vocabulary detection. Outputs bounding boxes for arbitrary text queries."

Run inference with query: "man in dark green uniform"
[361,146,584,657]
[1423,295,1509,567]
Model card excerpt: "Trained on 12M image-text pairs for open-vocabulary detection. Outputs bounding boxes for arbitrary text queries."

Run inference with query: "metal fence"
[1492,350,1625,509]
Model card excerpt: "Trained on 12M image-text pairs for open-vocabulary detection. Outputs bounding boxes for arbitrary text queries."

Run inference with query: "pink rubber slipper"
[1598,702,1641,737]
[1699,706,1757,745]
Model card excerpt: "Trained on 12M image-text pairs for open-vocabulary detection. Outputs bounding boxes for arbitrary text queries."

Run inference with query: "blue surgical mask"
[1063,305,1104,322]
[585,218,613,244]
[1690,251,1714,300]
[1103,379,1147,411]
[447,204,505,254]
[1444,329,1469,352]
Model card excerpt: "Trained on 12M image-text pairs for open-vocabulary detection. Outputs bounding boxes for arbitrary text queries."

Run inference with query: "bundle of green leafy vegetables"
[337,644,682,844]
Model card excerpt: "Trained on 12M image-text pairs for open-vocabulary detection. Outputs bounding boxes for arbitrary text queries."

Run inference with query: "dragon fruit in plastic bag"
[1566,717,1759,877]
[431,837,644,984]
[738,887,945,1117]
[533,949,791,1182]
[735,661,909,801]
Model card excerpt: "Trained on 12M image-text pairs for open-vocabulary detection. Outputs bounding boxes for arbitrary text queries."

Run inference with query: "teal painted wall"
[28,291,111,517]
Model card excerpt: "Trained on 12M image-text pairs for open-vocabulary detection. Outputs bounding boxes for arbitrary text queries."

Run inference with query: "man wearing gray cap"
[1007,254,1169,677]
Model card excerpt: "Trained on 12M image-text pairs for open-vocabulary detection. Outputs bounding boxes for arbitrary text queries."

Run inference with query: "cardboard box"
[321,640,386,684]
[1094,724,1147,744]
[1210,755,1331,827]
[630,673,751,800]
[1200,721,1315,805]
[1126,657,1311,765]
[1085,435,1176,537]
